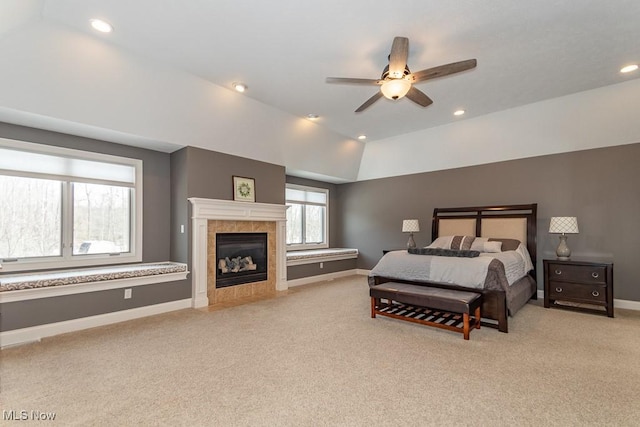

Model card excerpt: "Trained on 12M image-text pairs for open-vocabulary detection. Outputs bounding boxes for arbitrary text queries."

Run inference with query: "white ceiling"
[1,0,639,181]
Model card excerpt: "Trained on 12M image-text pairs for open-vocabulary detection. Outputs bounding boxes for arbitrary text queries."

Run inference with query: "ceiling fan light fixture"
[380,79,411,100]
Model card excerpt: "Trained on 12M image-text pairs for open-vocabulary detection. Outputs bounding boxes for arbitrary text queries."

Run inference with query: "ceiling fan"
[326,36,477,112]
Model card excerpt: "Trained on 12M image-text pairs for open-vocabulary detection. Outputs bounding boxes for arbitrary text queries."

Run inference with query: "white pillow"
[471,238,503,253]
[426,236,451,249]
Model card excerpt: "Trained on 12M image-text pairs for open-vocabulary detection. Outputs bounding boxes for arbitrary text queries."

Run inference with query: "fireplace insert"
[215,232,268,288]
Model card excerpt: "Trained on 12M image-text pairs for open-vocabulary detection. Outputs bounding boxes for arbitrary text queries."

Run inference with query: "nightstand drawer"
[548,281,607,303]
[547,264,606,285]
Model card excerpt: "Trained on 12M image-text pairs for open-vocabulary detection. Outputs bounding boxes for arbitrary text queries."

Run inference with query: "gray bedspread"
[368,248,534,314]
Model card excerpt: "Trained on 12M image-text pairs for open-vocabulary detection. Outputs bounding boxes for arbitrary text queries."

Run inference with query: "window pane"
[73,183,130,255]
[305,205,325,244]
[0,175,62,258]
[286,203,303,244]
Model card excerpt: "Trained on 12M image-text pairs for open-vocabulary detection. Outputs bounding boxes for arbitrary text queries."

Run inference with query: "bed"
[368,204,538,333]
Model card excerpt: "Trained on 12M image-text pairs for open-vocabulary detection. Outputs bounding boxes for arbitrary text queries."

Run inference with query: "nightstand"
[543,258,614,317]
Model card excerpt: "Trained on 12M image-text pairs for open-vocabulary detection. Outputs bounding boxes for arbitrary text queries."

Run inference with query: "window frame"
[285,183,329,251]
[0,138,143,273]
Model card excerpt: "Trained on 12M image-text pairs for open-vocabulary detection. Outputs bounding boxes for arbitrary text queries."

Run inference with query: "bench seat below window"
[0,262,188,303]
[286,248,358,266]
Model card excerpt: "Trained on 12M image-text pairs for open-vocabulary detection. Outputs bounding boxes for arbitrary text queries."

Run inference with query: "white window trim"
[286,183,329,251]
[0,138,143,273]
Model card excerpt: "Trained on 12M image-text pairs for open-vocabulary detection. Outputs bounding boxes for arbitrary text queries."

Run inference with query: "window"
[0,138,142,272]
[286,184,328,250]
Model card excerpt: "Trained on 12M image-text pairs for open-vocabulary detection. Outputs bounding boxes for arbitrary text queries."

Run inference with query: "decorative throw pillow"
[427,235,476,250]
[449,235,476,250]
[409,247,480,257]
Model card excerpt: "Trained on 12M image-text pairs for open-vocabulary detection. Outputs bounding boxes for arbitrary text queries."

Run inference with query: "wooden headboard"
[432,204,537,277]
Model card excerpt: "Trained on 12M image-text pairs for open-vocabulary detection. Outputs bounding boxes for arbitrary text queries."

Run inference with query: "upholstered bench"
[370,282,482,340]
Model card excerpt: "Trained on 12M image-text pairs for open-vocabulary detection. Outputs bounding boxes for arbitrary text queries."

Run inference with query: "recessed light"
[620,64,638,73]
[233,83,247,93]
[454,109,465,116]
[90,19,113,33]
[306,114,319,120]
[357,135,367,140]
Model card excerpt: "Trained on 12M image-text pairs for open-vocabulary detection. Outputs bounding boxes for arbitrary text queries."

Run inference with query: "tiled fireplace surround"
[188,198,288,308]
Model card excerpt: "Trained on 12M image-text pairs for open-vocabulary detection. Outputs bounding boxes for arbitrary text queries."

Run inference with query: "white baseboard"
[287,269,361,287]
[535,289,639,311]
[0,298,191,349]
[613,298,640,311]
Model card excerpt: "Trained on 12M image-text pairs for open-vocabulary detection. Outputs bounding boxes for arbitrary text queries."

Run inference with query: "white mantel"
[188,198,288,308]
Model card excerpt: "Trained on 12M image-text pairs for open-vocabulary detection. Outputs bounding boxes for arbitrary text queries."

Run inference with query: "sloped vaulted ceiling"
[0,0,639,182]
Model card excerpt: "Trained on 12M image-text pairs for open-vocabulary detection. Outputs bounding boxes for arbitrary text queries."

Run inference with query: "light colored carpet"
[1,275,639,426]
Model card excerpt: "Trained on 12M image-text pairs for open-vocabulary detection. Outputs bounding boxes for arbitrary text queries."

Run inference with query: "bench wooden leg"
[371,297,377,318]
[475,305,481,329]
[463,313,470,340]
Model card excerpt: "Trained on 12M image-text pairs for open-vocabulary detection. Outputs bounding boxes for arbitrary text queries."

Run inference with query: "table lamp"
[402,219,420,249]
[549,217,579,260]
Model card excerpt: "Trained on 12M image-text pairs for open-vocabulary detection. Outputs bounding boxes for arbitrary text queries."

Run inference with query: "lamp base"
[406,233,416,249]
[555,234,571,260]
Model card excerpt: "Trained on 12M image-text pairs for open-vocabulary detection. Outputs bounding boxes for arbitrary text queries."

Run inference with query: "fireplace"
[188,198,288,308]
[215,232,268,288]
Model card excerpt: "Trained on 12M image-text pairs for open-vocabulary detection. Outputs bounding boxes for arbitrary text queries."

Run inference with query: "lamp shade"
[549,217,579,234]
[402,219,420,233]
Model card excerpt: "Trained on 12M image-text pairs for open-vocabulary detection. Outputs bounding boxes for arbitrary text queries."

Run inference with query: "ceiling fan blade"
[405,86,433,107]
[326,77,383,85]
[388,36,409,78]
[355,91,383,113]
[410,59,477,82]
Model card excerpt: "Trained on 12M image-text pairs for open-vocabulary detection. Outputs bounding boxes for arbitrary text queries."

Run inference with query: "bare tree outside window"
[0,176,61,258]
[73,183,130,255]
[286,203,303,244]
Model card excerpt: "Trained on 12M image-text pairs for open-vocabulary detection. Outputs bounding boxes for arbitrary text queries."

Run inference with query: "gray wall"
[337,142,640,302]
[0,123,187,332]
[287,259,357,280]
[170,146,286,283]
[0,122,172,263]
[1,281,190,331]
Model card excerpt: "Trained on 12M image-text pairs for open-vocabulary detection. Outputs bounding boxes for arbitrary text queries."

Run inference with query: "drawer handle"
[555,287,563,293]
[592,272,599,279]
[554,269,562,275]
[592,290,600,297]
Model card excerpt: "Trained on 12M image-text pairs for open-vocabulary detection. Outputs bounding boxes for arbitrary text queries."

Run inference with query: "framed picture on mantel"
[233,176,255,202]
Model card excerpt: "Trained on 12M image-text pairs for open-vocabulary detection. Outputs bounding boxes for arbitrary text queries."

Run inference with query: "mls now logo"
[3,410,56,421]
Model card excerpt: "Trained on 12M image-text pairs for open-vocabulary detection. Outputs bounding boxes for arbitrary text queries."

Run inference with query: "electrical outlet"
[320,262,324,269]
[180,224,185,234]
[124,288,132,299]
